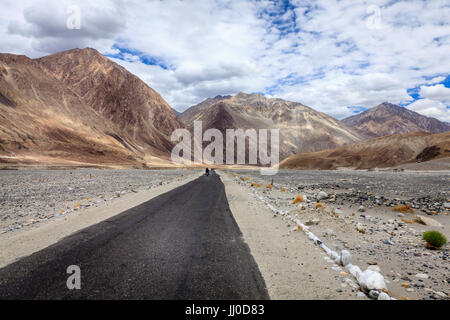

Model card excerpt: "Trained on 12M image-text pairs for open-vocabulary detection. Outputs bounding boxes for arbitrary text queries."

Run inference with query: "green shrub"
[422,231,447,248]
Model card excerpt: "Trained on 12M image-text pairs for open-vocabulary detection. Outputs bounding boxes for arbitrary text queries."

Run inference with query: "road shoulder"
[219,171,363,299]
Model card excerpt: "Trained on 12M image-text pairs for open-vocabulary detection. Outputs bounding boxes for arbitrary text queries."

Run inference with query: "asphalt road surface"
[0,171,269,299]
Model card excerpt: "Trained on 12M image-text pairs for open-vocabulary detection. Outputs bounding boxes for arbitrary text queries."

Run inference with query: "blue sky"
[1,0,449,121]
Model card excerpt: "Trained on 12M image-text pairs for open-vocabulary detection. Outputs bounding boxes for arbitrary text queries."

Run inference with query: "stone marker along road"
[0,171,269,299]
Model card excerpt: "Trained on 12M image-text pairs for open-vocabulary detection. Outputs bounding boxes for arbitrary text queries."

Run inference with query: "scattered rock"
[322,229,335,237]
[414,215,443,227]
[415,273,429,279]
[316,191,328,200]
[357,291,367,298]
[305,218,320,226]
[356,223,365,234]
[368,290,379,299]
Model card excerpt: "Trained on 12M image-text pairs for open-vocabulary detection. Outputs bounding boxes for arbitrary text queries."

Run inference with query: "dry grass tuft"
[280,188,286,192]
[243,177,249,181]
[292,195,304,204]
[251,182,261,188]
[266,184,272,189]
[401,218,414,224]
[393,204,414,213]
[315,202,323,209]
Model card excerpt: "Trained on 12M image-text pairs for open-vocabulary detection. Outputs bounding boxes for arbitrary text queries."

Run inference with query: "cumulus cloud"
[0,0,449,120]
[406,99,450,122]
[4,0,126,55]
[419,84,450,104]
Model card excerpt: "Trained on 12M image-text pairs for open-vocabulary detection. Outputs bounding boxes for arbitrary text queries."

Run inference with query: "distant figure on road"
[205,168,210,176]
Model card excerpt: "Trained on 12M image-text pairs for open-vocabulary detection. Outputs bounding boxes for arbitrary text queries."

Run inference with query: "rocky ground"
[224,169,449,300]
[0,168,198,234]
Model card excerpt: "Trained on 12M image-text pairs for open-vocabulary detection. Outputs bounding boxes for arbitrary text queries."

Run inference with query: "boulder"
[414,215,443,227]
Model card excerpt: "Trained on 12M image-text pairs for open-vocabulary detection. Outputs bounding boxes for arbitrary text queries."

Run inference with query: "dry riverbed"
[222,169,449,300]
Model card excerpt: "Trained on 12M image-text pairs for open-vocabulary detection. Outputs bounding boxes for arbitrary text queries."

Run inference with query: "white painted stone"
[378,292,390,300]
[347,264,362,278]
[357,269,387,291]
[367,265,381,272]
[340,250,352,267]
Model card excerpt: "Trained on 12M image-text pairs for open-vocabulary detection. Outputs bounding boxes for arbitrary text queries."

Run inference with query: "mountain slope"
[37,48,183,158]
[280,131,450,170]
[178,94,231,124]
[0,48,184,167]
[342,102,450,137]
[0,53,143,167]
[181,93,364,161]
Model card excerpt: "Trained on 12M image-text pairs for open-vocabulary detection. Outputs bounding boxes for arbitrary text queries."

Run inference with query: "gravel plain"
[0,168,199,233]
[224,169,450,300]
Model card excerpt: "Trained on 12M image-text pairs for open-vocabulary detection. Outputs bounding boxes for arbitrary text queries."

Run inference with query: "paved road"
[0,171,269,299]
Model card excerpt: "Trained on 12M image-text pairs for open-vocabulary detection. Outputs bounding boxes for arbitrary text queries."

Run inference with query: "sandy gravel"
[220,171,365,299]
[0,170,201,268]
[222,169,449,300]
[0,168,197,232]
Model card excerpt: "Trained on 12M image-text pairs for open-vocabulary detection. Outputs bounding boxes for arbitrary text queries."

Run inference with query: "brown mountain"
[181,92,364,161]
[342,102,450,137]
[280,131,450,170]
[178,94,231,125]
[0,48,182,167]
[38,48,183,158]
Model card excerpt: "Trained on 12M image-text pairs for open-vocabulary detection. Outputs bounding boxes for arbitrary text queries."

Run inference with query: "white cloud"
[425,76,446,85]
[419,84,450,104]
[0,0,449,120]
[407,99,450,122]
